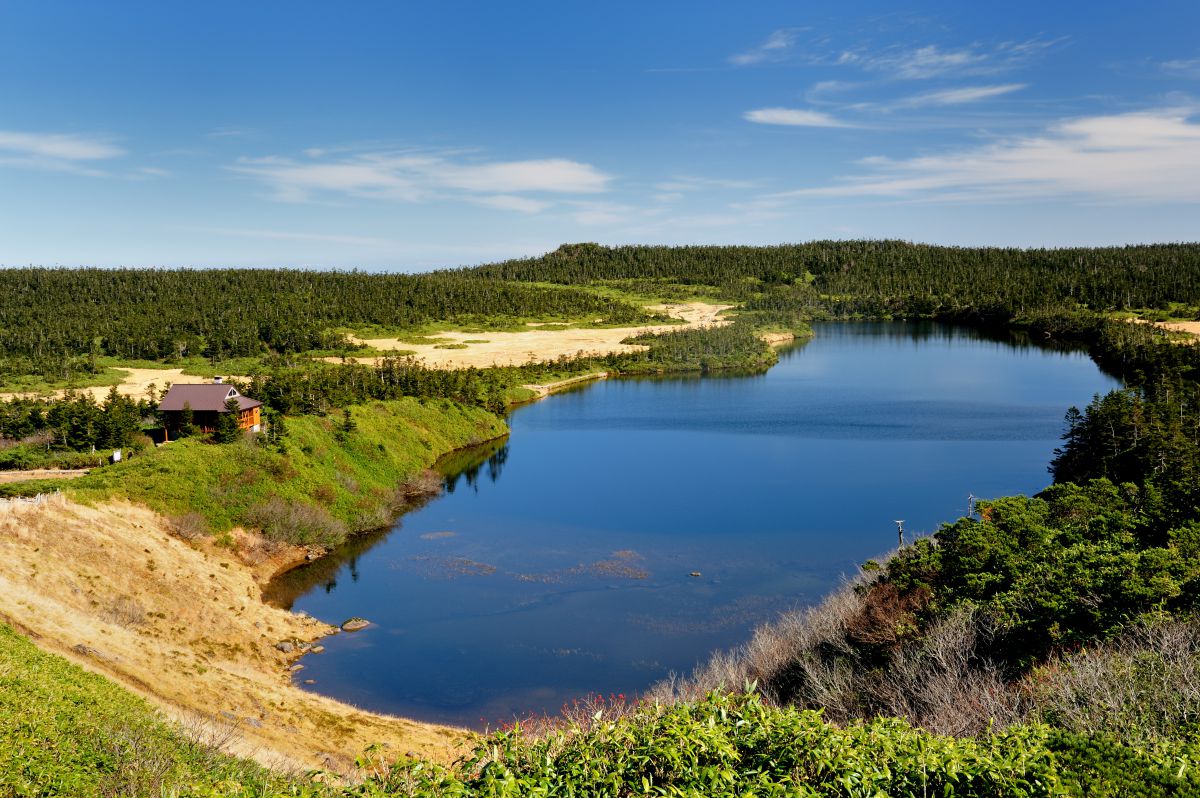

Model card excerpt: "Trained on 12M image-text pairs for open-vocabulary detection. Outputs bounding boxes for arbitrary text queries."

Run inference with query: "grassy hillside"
[66,398,506,546]
[0,624,294,798]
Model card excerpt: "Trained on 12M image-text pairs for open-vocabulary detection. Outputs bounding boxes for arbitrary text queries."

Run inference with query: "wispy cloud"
[893,83,1026,108]
[838,44,984,79]
[1163,58,1200,78]
[834,38,1058,80]
[0,130,124,175]
[729,27,809,66]
[743,108,854,128]
[228,149,611,207]
[768,107,1200,204]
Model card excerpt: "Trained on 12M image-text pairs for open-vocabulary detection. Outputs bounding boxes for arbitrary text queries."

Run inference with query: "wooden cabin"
[158,380,262,441]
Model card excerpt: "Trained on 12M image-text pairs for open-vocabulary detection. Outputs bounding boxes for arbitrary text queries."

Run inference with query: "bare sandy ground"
[0,367,200,403]
[1152,320,1200,337]
[0,468,90,484]
[330,302,735,369]
[1128,318,1200,343]
[0,497,469,773]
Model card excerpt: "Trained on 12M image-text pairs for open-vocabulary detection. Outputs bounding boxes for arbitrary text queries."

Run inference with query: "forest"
[0,267,651,382]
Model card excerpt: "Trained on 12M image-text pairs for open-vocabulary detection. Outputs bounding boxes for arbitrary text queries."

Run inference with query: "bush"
[241,496,348,548]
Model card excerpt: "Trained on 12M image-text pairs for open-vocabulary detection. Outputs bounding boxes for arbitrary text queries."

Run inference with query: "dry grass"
[651,568,1023,737]
[1030,617,1200,743]
[0,496,471,771]
[652,549,1200,745]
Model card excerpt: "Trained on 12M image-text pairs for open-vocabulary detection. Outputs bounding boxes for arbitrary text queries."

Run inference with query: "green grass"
[6,627,1194,797]
[0,624,293,798]
[67,398,507,544]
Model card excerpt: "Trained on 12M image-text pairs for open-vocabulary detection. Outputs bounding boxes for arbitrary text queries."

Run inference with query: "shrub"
[167,511,209,541]
[241,496,347,548]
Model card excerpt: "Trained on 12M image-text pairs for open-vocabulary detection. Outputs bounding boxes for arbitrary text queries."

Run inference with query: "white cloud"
[436,159,610,193]
[0,130,124,160]
[1163,58,1200,78]
[770,107,1200,204]
[229,150,610,207]
[895,83,1025,108]
[862,44,985,79]
[470,194,550,213]
[729,28,808,66]
[744,107,853,128]
[835,39,1056,80]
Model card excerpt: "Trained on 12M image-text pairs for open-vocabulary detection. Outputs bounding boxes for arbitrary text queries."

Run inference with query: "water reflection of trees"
[441,437,509,494]
[262,435,511,608]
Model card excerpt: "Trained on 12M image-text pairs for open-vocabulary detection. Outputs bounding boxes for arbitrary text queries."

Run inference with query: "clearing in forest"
[331,301,735,369]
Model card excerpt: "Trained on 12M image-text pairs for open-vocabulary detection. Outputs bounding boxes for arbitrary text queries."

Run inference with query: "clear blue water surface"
[271,323,1121,727]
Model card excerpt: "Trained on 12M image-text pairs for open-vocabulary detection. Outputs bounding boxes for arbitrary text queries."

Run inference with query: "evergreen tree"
[178,401,195,438]
[214,397,242,443]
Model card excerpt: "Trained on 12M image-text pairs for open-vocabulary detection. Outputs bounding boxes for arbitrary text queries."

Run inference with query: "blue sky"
[1,1,1198,270]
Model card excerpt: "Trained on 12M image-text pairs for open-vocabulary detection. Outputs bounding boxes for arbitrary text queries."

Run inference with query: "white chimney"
[213,376,224,384]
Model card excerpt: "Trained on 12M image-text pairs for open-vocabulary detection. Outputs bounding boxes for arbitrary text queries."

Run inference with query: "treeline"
[248,323,777,416]
[0,388,147,458]
[0,267,649,376]
[466,241,1200,317]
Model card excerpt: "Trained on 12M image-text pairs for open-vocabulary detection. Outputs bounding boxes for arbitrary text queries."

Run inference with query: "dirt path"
[0,367,213,403]
[0,497,469,773]
[0,469,90,484]
[332,302,735,369]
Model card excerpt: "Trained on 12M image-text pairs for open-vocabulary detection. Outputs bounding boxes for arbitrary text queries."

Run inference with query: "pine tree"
[214,397,242,443]
[179,401,196,438]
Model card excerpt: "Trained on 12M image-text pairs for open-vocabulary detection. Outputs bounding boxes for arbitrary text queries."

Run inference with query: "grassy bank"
[67,397,506,546]
[0,624,292,798]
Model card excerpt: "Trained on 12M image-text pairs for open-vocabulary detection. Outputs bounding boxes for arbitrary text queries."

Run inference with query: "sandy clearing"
[0,468,90,484]
[0,367,237,404]
[0,496,469,774]
[1152,320,1200,337]
[1128,318,1200,343]
[330,302,735,369]
[515,329,797,401]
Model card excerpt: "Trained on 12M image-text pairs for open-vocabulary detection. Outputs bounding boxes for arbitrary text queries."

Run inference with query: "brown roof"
[159,384,262,413]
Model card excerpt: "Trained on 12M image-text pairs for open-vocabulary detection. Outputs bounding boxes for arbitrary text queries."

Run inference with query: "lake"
[267,322,1121,727]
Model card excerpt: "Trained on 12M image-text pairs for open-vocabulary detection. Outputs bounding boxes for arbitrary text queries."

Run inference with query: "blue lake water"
[268,322,1121,727]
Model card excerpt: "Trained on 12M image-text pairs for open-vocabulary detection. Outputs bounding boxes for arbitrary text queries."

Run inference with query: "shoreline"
[0,496,473,773]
